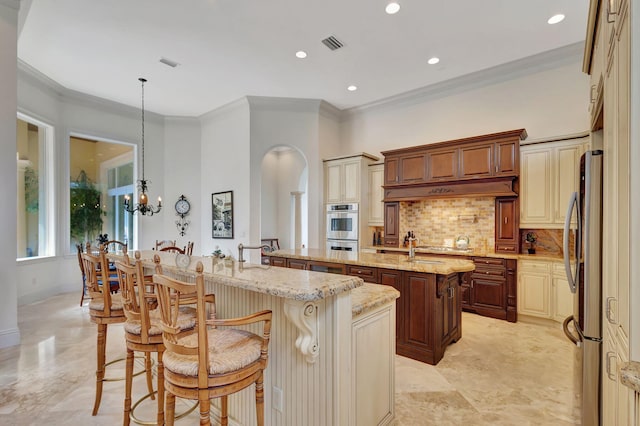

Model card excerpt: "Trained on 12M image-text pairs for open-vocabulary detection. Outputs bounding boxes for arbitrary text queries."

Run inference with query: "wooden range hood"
[381,129,527,201]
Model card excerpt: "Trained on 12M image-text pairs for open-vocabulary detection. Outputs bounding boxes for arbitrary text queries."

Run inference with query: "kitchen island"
[118,250,398,426]
[269,249,475,365]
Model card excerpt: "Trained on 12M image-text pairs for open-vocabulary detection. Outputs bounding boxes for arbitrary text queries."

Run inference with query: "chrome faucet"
[408,237,418,259]
[238,243,271,263]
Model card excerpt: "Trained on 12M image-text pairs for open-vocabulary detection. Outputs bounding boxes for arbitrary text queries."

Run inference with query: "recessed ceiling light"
[385,2,400,14]
[427,57,440,65]
[347,85,358,92]
[295,50,307,59]
[547,14,565,24]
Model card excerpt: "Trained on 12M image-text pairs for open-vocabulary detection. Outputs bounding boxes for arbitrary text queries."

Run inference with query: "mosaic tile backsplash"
[398,197,496,251]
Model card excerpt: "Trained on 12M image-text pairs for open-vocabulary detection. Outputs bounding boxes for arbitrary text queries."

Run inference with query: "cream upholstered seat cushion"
[89,293,124,311]
[163,328,263,376]
[124,306,196,336]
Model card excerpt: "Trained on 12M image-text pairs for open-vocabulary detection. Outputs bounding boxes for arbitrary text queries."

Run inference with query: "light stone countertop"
[351,284,400,318]
[113,250,364,302]
[270,248,475,274]
[364,245,564,261]
[620,362,640,393]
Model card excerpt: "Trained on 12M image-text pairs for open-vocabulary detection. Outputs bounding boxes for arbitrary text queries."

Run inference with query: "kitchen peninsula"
[126,251,399,426]
[269,249,475,365]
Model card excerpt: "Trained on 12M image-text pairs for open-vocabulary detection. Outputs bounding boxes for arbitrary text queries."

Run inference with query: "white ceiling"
[17,0,589,117]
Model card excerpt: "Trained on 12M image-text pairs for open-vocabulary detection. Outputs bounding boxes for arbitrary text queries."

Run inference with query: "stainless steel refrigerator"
[562,149,603,425]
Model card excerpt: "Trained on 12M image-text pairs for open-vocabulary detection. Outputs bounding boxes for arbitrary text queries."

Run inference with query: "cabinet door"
[342,160,360,203]
[460,272,472,309]
[518,270,551,318]
[495,197,519,253]
[552,264,574,322]
[368,164,384,225]
[378,268,403,343]
[520,147,553,225]
[427,148,457,181]
[270,257,287,268]
[459,143,493,178]
[383,202,399,247]
[553,144,583,224]
[495,140,518,175]
[403,272,434,350]
[399,153,426,184]
[325,161,343,203]
[287,259,308,270]
[384,157,399,185]
[471,277,505,312]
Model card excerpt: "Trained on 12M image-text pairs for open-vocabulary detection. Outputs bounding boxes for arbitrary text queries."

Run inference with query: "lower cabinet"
[463,257,517,322]
[517,259,572,322]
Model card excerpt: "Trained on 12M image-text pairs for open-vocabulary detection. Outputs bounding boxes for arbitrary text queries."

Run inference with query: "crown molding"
[318,100,341,121]
[343,42,585,117]
[198,96,249,123]
[246,96,324,113]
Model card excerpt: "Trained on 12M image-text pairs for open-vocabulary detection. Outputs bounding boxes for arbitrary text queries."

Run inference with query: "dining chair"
[115,251,198,426]
[155,239,177,251]
[159,245,186,254]
[76,243,87,306]
[152,255,272,426]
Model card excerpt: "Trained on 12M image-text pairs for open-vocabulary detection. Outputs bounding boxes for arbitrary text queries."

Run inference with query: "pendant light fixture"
[124,77,162,216]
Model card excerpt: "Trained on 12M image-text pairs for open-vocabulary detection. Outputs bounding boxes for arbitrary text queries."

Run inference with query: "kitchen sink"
[416,246,473,253]
[407,259,443,265]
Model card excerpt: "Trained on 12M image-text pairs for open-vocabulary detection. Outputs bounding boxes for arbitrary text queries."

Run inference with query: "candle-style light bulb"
[158,197,162,207]
[140,192,148,205]
[124,195,129,206]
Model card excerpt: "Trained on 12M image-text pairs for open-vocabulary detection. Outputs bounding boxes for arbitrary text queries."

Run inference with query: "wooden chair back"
[185,241,194,256]
[155,240,176,251]
[100,240,127,253]
[82,250,116,317]
[159,245,186,254]
[115,251,155,343]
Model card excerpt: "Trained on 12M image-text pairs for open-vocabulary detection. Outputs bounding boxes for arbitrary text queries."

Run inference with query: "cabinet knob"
[486,271,490,275]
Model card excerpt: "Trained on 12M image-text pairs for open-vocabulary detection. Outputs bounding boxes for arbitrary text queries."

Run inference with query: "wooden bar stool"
[115,251,199,426]
[82,248,153,416]
[152,255,272,426]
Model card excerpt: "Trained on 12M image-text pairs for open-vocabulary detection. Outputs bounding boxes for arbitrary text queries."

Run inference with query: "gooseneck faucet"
[238,243,271,263]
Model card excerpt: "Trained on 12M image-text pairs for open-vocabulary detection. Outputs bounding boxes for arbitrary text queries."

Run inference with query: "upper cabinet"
[520,137,588,228]
[381,129,526,200]
[324,153,378,204]
[368,163,384,226]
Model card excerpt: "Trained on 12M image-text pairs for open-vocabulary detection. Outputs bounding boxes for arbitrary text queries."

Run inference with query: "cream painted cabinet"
[520,138,587,228]
[325,158,361,204]
[368,163,384,226]
[517,260,551,318]
[518,259,573,322]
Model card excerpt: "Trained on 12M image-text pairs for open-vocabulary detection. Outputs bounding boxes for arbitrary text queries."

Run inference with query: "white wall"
[0,0,20,348]
[199,98,251,258]
[340,52,590,157]
[163,117,202,253]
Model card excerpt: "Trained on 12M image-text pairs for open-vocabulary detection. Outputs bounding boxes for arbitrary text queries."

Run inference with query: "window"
[69,136,135,251]
[16,115,53,259]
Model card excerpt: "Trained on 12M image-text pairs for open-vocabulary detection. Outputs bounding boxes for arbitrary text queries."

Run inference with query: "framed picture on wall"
[212,191,234,239]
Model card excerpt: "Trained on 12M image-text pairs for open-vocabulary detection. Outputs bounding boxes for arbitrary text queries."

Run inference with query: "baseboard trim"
[0,327,21,349]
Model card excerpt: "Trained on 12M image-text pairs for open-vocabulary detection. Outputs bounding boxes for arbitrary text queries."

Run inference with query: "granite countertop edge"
[620,362,640,393]
[364,246,564,261]
[351,284,400,318]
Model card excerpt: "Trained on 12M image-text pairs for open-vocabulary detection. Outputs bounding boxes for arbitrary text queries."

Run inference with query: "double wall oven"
[326,203,358,251]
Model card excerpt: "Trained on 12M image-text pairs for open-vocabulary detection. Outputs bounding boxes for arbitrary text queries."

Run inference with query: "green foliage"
[24,166,39,213]
[70,170,105,243]
[525,232,537,244]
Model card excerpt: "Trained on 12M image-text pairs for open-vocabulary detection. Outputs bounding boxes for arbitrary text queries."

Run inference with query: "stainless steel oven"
[327,239,358,252]
[326,203,358,241]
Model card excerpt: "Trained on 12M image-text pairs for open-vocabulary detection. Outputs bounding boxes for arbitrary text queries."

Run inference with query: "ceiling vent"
[159,57,180,68]
[321,35,344,51]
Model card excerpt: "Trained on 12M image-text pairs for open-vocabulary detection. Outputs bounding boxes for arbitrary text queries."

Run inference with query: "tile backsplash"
[399,197,495,251]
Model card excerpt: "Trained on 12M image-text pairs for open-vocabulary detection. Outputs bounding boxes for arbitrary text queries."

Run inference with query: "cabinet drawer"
[552,261,571,275]
[519,260,551,273]
[472,269,506,280]
[495,243,518,253]
[347,265,377,283]
[473,257,506,268]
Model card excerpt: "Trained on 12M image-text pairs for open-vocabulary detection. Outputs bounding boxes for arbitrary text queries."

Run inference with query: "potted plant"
[525,232,537,254]
[70,170,105,245]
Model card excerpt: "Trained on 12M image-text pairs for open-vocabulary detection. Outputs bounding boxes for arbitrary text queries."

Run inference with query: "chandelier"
[124,77,162,216]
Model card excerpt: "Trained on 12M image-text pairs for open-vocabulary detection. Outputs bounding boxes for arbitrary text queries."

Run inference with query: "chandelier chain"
[140,77,145,181]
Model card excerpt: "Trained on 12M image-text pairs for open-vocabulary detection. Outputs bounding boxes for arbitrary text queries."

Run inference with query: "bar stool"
[152,255,272,426]
[82,248,153,416]
[115,251,199,426]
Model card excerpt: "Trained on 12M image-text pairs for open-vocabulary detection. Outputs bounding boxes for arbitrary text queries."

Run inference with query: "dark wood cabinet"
[308,261,345,274]
[465,257,517,322]
[495,197,519,253]
[427,148,457,181]
[269,257,287,268]
[384,157,399,185]
[395,271,462,365]
[378,268,403,345]
[347,265,377,283]
[495,140,518,175]
[287,259,308,270]
[459,143,493,178]
[399,153,427,184]
[383,202,399,247]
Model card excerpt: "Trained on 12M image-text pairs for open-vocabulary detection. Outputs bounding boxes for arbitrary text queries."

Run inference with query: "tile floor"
[0,292,579,425]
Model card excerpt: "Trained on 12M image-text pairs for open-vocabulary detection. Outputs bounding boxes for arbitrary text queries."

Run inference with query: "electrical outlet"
[272,386,283,412]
